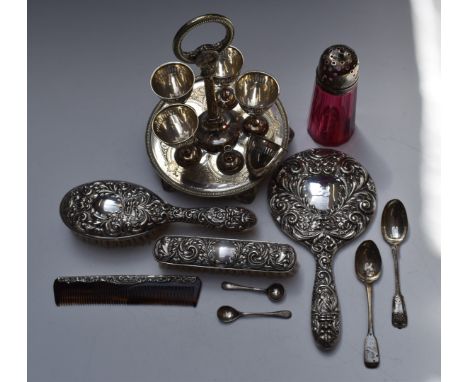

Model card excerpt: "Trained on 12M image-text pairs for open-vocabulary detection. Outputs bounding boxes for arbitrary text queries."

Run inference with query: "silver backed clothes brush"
[154,235,297,276]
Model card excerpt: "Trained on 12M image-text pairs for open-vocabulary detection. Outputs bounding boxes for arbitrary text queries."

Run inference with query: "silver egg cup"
[152,104,202,168]
[213,46,244,110]
[146,14,291,201]
[235,71,279,136]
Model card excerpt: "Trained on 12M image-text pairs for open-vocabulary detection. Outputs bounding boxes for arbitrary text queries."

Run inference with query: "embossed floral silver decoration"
[60,180,257,244]
[154,235,297,275]
[269,149,376,349]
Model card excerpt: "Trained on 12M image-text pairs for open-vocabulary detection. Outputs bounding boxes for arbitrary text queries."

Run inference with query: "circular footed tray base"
[146,77,290,199]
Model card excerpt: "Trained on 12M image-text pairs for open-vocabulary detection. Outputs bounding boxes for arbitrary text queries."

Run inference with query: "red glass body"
[307,83,357,146]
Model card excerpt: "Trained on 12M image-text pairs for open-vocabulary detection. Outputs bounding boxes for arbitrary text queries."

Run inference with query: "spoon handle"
[392,294,408,329]
[164,205,256,232]
[221,282,264,293]
[364,333,380,368]
[364,284,380,368]
[242,310,292,319]
[311,252,340,349]
[391,245,408,328]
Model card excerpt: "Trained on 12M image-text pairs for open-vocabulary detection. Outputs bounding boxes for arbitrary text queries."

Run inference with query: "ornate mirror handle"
[311,250,341,349]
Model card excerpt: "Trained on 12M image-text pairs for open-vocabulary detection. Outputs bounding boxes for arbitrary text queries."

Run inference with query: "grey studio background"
[28,1,440,381]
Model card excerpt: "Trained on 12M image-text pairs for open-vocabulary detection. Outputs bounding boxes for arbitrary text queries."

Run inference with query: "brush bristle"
[75,229,163,247]
[157,262,298,277]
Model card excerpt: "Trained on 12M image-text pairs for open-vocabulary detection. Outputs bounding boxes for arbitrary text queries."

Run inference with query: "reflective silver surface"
[235,71,279,136]
[146,77,289,198]
[235,71,279,115]
[316,45,359,94]
[174,144,202,168]
[217,305,292,324]
[154,235,297,276]
[60,180,257,245]
[221,281,285,302]
[382,199,408,245]
[213,46,243,110]
[147,14,290,198]
[246,135,285,179]
[213,46,244,86]
[152,104,198,148]
[355,240,382,368]
[302,174,343,211]
[355,241,382,284]
[173,14,234,64]
[381,199,409,329]
[216,146,245,175]
[173,15,240,152]
[150,62,195,103]
[269,149,376,349]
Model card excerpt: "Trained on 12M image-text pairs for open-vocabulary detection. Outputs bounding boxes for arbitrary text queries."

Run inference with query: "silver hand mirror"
[269,149,376,349]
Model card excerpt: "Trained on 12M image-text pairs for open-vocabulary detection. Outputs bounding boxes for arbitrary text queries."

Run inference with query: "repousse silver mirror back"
[269,148,376,349]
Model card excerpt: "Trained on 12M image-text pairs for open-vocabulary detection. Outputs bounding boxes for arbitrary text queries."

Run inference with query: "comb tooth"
[126,281,201,306]
[54,276,201,306]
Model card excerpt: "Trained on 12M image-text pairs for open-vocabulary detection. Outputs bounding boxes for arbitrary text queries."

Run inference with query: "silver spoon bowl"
[221,281,285,302]
[355,240,382,368]
[217,305,292,324]
[381,199,408,329]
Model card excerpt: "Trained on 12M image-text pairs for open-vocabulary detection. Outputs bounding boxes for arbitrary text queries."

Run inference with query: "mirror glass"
[303,175,342,211]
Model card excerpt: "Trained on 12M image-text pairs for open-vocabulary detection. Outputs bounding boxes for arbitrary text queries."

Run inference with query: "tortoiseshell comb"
[54,275,202,307]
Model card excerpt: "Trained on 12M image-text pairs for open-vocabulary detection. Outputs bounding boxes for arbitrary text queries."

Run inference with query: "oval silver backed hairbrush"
[60,180,257,246]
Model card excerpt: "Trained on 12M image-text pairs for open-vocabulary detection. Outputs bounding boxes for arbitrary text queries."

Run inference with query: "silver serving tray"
[154,235,297,276]
[146,77,290,198]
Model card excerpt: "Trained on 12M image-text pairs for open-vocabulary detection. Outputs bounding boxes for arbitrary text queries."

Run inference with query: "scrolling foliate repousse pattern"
[60,181,257,239]
[166,206,257,232]
[269,149,376,348]
[60,181,168,238]
[154,236,296,273]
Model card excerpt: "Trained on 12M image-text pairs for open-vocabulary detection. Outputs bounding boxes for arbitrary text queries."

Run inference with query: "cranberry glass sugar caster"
[308,45,359,146]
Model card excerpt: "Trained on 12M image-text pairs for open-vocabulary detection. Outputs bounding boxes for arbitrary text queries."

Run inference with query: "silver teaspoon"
[217,305,292,324]
[355,240,382,368]
[60,180,257,246]
[221,281,285,302]
[381,199,408,328]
